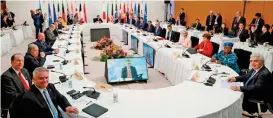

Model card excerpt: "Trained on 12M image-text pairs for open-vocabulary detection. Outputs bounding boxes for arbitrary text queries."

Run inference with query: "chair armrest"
[248,99,265,104]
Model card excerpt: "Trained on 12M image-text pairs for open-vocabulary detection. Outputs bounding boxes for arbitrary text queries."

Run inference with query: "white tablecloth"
[22,26,33,39]
[43,24,243,118]
[1,33,13,56]
[10,27,24,46]
[233,42,273,72]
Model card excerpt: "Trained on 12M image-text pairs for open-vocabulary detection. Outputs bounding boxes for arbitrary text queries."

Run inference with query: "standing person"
[31,9,43,39]
[231,11,246,32]
[214,12,222,33]
[205,10,216,31]
[4,8,15,26]
[179,8,185,26]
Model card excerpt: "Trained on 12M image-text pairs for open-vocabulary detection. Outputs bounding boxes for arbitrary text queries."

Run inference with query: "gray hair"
[27,43,38,53]
[33,67,49,77]
[50,24,55,29]
[250,53,265,64]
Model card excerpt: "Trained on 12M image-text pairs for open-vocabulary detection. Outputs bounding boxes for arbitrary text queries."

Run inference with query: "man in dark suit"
[231,11,246,32]
[179,8,185,26]
[33,33,59,56]
[214,12,222,32]
[154,21,162,36]
[236,23,249,42]
[165,25,178,42]
[128,15,135,25]
[168,14,176,25]
[45,24,57,46]
[215,23,229,36]
[192,19,202,30]
[1,53,31,118]
[250,13,265,36]
[206,10,216,31]
[4,8,15,26]
[57,17,64,29]
[228,54,272,114]
[121,60,138,80]
[17,67,79,118]
[1,15,10,28]
[257,24,271,45]
[146,20,155,33]
[134,17,140,27]
[138,17,146,30]
[270,24,273,46]
[94,15,103,23]
[24,44,46,79]
[32,9,44,39]
[53,22,60,37]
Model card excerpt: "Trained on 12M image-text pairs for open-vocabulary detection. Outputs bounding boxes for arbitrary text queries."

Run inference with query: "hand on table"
[40,52,45,58]
[211,58,216,62]
[197,49,203,52]
[66,106,79,116]
[54,49,59,54]
[230,85,241,91]
[227,77,236,83]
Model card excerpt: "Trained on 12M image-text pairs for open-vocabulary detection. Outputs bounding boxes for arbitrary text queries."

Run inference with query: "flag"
[144,3,147,23]
[123,2,127,23]
[102,2,106,20]
[134,2,137,17]
[111,2,114,16]
[71,1,74,15]
[48,3,53,26]
[58,2,60,17]
[53,3,57,22]
[62,2,67,25]
[39,1,44,29]
[137,3,140,17]
[106,2,109,22]
[79,3,85,23]
[84,2,87,22]
[114,2,118,19]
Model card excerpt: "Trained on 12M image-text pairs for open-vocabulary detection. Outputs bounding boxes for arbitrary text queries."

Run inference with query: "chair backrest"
[200,26,205,31]
[160,28,166,37]
[173,31,180,42]
[190,36,199,48]
[233,49,252,70]
[211,42,219,56]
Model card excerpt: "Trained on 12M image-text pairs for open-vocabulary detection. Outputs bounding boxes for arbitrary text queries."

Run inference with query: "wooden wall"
[174,1,273,29]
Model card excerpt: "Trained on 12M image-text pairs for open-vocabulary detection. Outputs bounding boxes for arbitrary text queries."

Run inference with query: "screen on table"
[106,57,148,83]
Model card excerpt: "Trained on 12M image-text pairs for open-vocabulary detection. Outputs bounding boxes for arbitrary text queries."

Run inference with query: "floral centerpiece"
[94,36,113,50]
[100,44,128,62]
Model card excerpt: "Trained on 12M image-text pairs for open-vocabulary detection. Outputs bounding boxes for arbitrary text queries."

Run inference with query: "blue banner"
[143,43,155,67]
[131,35,138,53]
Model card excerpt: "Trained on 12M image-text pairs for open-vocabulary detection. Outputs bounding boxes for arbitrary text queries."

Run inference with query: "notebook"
[82,103,108,117]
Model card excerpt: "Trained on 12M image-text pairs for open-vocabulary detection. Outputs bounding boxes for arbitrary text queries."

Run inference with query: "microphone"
[58,47,70,53]
[201,61,212,71]
[164,40,171,48]
[51,70,68,82]
[53,82,61,85]
[54,55,69,65]
[181,49,190,58]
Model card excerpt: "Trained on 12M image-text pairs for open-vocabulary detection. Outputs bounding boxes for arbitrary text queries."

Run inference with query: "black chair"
[190,36,199,48]
[233,49,252,75]
[173,31,180,42]
[200,26,205,31]
[211,42,219,56]
[159,28,166,38]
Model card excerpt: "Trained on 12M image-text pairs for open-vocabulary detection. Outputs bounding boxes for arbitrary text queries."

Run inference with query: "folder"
[82,103,108,117]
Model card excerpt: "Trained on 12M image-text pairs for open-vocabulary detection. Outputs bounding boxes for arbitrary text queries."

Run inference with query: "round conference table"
[45,23,243,118]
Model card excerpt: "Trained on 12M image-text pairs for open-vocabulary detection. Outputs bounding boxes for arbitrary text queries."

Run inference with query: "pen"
[86,101,92,105]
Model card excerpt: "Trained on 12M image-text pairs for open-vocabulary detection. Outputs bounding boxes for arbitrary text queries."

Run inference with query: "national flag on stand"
[134,2,137,17]
[137,3,140,18]
[123,2,127,23]
[130,2,133,17]
[106,2,109,22]
[48,3,53,26]
[58,2,60,17]
[111,2,114,17]
[84,2,87,22]
[62,2,67,26]
[102,2,106,20]
[114,2,118,19]
[71,1,74,15]
[53,3,57,22]
[79,3,84,23]
[144,3,147,23]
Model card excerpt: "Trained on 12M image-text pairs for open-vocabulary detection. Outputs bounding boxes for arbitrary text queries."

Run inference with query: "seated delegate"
[194,33,213,57]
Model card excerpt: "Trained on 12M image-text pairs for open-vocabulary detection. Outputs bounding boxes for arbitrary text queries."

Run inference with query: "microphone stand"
[51,70,70,82]
[54,55,69,65]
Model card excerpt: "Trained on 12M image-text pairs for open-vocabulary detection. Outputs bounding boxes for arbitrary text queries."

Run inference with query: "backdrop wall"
[174,1,273,30]
[6,0,166,31]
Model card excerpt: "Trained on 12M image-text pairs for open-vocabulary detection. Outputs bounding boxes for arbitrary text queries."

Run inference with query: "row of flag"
[40,0,87,28]
[102,1,147,23]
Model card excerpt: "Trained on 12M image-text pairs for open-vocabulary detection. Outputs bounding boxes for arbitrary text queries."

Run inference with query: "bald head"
[38,33,45,41]
[236,11,241,17]
[210,10,214,15]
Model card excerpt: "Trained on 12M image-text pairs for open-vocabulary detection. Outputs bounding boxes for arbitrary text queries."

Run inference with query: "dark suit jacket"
[154,26,162,36]
[58,23,63,29]
[168,18,176,25]
[236,29,249,42]
[17,84,71,118]
[33,40,54,55]
[121,66,138,79]
[192,23,202,30]
[206,15,216,26]
[166,31,178,42]
[179,12,185,22]
[138,22,146,30]
[215,15,222,27]
[216,27,228,36]
[23,53,46,78]
[231,16,246,31]
[93,18,103,23]
[1,68,31,110]
[4,12,15,25]
[134,20,140,27]
[128,19,135,25]
[1,20,9,28]
[53,28,59,37]
[250,18,265,34]
[235,66,272,100]
[257,31,271,45]
[45,28,57,45]
[146,24,155,33]
[31,14,42,27]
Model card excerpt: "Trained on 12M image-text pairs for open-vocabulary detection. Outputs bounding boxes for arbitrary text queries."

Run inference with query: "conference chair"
[159,28,166,38]
[190,36,199,48]
[173,31,180,42]
[233,49,252,75]
[211,42,219,56]
[200,26,205,31]
[248,71,273,118]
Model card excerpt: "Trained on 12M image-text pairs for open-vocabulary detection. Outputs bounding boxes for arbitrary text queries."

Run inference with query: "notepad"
[220,80,243,88]
[82,103,108,117]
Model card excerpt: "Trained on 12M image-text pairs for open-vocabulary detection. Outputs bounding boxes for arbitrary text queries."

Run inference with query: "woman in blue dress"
[211,42,240,73]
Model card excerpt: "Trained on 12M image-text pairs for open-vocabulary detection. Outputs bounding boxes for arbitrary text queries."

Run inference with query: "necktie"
[245,71,256,86]
[18,72,30,90]
[167,32,170,40]
[237,29,242,37]
[43,90,59,118]
[127,68,131,78]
